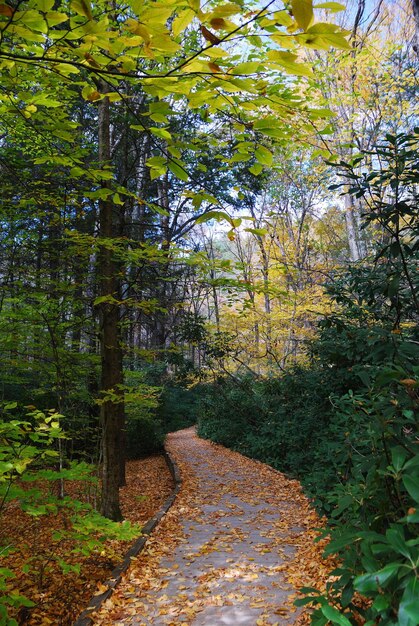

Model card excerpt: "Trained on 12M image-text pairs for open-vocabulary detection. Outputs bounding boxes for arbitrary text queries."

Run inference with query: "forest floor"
[92,428,337,626]
[0,455,174,626]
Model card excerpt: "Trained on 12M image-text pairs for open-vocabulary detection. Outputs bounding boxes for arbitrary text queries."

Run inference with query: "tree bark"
[344,193,363,262]
[97,86,124,521]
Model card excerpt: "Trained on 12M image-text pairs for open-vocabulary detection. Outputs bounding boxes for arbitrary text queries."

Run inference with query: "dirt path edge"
[72,448,182,626]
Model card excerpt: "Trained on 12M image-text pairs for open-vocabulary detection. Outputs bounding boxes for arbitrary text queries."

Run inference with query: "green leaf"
[385,527,410,558]
[245,227,268,236]
[149,127,172,140]
[230,152,251,163]
[0,568,14,580]
[195,211,234,226]
[267,50,314,77]
[0,461,14,475]
[308,107,335,119]
[168,159,188,181]
[255,145,273,167]
[391,446,408,471]
[403,475,419,503]
[314,2,345,10]
[321,604,352,626]
[372,595,390,612]
[399,599,419,626]
[399,578,419,626]
[112,193,124,205]
[257,128,284,139]
[147,203,170,216]
[146,156,166,167]
[146,156,167,179]
[45,11,69,26]
[172,8,195,37]
[93,295,119,306]
[35,0,55,11]
[149,169,164,181]
[14,10,47,33]
[305,23,351,49]
[7,593,35,608]
[249,163,263,176]
[292,0,314,30]
[81,85,101,101]
[354,564,400,593]
[230,62,261,75]
[71,0,92,19]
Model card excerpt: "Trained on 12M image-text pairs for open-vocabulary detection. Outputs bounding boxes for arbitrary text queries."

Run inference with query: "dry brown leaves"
[0,455,173,626]
[92,429,338,626]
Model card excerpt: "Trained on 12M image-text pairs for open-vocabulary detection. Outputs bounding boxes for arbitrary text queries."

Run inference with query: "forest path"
[93,428,330,626]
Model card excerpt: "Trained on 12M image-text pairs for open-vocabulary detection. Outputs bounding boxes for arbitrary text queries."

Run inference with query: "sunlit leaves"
[13,9,48,33]
[299,23,351,49]
[253,118,287,139]
[292,0,314,30]
[146,156,167,180]
[172,8,195,37]
[149,126,172,140]
[315,1,345,10]
[255,145,273,167]
[195,210,235,226]
[267,50,314,78]
[168,159,188,181]
[81,85,101,101]
[230,61,261,75]
[0,0,351,191]
[70,0,92,20]
[34,0,55,11]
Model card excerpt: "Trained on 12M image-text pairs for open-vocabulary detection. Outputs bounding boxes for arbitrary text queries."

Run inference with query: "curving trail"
[93,428,334,626]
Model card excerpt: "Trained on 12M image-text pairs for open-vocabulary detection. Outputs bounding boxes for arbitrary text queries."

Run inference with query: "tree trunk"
[412,0,419,52]
[344,193,363,262]
[97,87,124,521]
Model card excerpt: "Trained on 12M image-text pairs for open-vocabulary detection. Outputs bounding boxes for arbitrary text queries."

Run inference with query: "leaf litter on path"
[93,428,337,625]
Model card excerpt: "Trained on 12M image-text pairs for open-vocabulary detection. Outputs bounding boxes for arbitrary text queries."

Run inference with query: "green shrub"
[0,404,139,624]
[196,366,356,500]
[125,408,164,458]
[197,376,264,450]
[158,383,201,433]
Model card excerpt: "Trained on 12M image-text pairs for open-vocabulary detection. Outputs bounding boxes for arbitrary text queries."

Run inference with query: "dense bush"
[125,411,165,458]
[197,365,358,503]
[125,365,202,457]
[158,383,202,433]
[124,371,163,458]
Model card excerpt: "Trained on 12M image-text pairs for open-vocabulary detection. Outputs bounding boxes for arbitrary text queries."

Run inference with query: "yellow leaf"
[71,0,92,19]
[172,8,195,37]
[292,0,314,30]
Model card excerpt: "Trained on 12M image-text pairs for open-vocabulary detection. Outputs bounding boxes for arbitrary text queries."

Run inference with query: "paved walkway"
[93,428,326,626]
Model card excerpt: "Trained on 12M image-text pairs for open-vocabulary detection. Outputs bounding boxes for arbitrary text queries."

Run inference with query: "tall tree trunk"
[260,250,272,364]
[344,193,363,262]
[151,176,171,351]
[412,0,419,52]
[97,87,124,521]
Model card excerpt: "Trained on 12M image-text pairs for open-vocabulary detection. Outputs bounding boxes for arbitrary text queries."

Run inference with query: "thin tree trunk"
[344,193,362,262]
